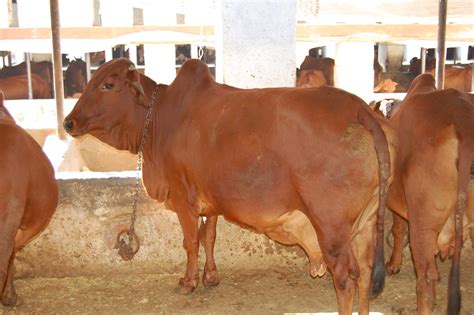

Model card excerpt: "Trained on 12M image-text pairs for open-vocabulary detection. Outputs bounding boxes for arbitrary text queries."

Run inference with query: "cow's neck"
[137,75,171,202]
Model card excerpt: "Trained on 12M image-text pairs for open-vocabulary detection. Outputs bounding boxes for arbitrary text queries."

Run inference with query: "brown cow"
[409,57,472,92]
[0,74,51,99]
[0,61,53,97]
[296,69,327,88]
[0,91,58,306]
[428,67,472,92]
[63,58,396,314]
[64,59,87,97]
[298,56,335,86]
[376,73,473,314]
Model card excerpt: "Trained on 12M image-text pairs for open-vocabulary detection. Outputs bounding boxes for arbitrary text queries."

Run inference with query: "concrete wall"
[216,0,297,88]
[16,174,308,278]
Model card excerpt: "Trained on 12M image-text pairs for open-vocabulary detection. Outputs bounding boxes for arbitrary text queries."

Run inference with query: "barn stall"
[1,0,474,314]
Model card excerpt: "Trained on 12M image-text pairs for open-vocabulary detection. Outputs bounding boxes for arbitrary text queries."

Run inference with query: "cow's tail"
[357,106,391,299]
[447,111,474,315]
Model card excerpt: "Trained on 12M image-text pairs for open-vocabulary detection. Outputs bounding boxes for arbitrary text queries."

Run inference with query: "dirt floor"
[2,246,474,315]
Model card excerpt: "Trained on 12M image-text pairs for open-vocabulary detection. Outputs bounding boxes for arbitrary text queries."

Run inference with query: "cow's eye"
[101,82,114,90]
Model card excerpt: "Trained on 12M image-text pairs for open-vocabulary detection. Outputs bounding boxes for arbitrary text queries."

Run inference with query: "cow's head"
[65,59,87,97]
[63,58,149,153]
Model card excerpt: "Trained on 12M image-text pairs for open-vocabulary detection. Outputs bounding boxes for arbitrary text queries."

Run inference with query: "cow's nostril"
[63,120,74,132]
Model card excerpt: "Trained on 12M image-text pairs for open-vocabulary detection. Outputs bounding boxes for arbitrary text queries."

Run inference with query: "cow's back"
[0,74,50,99]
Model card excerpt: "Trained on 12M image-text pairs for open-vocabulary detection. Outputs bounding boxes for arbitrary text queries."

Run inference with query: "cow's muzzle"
[63,119,74,133]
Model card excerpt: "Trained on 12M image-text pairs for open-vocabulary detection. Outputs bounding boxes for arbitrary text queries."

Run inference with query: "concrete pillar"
[377,43,388,72]
[216,0,297,88]
[456,46,469,64]
[0,0,9,27]
[334,42,374,101]
[384,43,405,72]
[142,0,177,85]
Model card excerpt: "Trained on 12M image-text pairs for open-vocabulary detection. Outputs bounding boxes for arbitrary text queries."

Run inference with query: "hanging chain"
[115,86,159,261]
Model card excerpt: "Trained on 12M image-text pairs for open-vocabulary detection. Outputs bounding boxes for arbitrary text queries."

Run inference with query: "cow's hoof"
[2,295,22,308]
[202,271,219,287]
[175,278,197,295]
[386,262,401,275]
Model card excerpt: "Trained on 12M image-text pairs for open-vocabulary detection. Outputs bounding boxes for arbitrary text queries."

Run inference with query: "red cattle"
[64,59,87,97]
[298,56,335,86]
[296,69,327,88]
[0,61,53,97]
[428,66,472,92]
[0,91,58,306]
[376,73,473,314]
[63,58,396,314]
[0,74,51,99]
[409,57,472,92]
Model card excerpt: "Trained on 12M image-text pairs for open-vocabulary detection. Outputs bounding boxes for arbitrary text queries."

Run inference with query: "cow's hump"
[174,59,214,89]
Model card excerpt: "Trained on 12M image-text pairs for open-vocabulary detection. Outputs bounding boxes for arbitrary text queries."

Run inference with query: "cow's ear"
[127,68,147,107]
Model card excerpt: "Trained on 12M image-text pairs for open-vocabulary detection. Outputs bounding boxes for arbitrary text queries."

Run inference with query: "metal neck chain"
[115,85,159,261]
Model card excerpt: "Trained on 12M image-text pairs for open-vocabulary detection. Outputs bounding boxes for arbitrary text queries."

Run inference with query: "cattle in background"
[89,51,106,67]
[0,61,53,97]
[428,66,472,92]
[374,52,399,93]
[297,56,335,86]
[298,54,399,92]
[409,56,437,76]
[64,58,397,314]
[409,56,472,92]
[0,74,50,99]
[296,69,327,88]
[64,59,87,98]
[0,91,58,306]
[374,73,474,314]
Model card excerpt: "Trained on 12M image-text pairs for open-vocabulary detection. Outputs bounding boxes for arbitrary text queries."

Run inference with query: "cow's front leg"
[176,210,200,295]
[199,215,219,287]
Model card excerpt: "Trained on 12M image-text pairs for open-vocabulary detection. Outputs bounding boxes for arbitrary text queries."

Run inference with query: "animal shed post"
[49,0,66,139]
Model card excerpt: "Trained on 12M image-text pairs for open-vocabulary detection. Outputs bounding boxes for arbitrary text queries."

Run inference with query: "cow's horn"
[128,63,136,71]
[132,81,145,96]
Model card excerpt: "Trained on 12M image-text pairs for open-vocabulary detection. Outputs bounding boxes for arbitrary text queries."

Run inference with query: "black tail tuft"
[447,263,461,315]
[370,242,385,299]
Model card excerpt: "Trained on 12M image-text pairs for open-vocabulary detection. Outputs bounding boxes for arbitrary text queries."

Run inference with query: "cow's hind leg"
[198,215,219,287]
[386,212,407,274]
[2,252,19,307]
[0,200,23,307]
[409,227,439,315]
[315,222,359,315]
[352,216,377,315]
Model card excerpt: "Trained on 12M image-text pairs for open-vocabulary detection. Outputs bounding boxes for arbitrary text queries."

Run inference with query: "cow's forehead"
[92,58,132,81]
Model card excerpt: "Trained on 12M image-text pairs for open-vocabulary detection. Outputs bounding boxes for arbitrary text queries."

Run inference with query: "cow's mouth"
[62,119,85,137]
